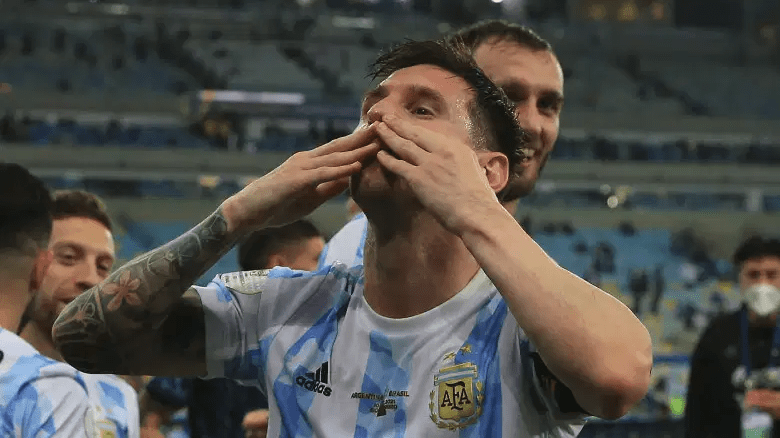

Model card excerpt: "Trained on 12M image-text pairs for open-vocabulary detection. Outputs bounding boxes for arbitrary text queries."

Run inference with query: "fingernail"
[384,114,396,122]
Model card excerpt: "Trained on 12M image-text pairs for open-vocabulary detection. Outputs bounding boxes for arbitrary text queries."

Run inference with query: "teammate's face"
[351,64,475,205]
[473,39,564,198]
[33,217,115,333]
[740,256,780,291]
[285,237,326,272]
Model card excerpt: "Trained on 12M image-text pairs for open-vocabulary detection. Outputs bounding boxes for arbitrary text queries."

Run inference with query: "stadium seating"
[0,21,197,96]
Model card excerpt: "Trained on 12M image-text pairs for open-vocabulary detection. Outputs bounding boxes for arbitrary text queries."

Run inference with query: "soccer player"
[54,39,652,436]
[0,163,92,437]
[321,20,563,268]
[19,189,140,438]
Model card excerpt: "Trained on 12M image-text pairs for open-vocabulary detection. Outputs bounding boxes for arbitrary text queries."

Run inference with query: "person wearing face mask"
[685,236,780,438]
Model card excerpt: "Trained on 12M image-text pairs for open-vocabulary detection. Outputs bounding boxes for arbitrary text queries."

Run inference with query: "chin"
[351,163,393,202]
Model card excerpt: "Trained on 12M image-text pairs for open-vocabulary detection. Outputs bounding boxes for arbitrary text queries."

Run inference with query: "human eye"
[412,106,434,117]
[57,250,77,265]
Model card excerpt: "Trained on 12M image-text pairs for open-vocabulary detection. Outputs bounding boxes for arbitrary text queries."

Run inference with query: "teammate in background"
[321,20,563,269]
[685,236,780,438]
[0,163,92,437]
[55,39,651,436]
[141,220,325,438]
[20,189,140,438]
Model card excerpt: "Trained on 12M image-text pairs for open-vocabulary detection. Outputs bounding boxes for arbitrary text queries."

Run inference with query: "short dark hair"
[52,190,113,233]
[0,163,53,255]
[238,220,323,271]
[369,39,526,201]
[452,19,553,54]
[733,236,780,268]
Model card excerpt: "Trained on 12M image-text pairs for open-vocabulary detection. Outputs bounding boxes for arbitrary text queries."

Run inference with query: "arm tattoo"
[53,209,236,374]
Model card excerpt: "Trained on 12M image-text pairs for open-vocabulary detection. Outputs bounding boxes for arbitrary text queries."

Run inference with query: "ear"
[30,249,53,292]
[266,253,288,269]
[478,151,510,195]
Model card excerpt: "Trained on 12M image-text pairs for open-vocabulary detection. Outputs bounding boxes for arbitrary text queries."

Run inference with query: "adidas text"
[295,375,332,396]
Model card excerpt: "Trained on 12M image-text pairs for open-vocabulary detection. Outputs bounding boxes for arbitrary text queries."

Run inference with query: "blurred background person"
[685,236,780,438]
[141,220,324,438]
[19,189,140,438]
[0,163,92,437]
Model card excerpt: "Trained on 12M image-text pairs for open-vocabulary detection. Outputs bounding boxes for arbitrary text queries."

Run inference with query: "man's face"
[473,38,564,198]
[32,217,115,333]
[351,64,476,205]
[740,256,780,291]
[282,236,326,272]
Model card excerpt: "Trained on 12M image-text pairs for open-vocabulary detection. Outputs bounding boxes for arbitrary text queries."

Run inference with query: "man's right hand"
[223,124,379,234]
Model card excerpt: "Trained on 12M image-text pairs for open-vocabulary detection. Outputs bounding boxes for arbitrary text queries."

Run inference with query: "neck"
[0,277,31,335]
[362,213,480,318]
[748,309,778,328]
[503,199,519,217]
[20,321,63,361]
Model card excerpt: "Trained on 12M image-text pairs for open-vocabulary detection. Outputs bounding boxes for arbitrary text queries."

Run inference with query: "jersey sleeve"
[193,264,347,383]
[8,375,91,438]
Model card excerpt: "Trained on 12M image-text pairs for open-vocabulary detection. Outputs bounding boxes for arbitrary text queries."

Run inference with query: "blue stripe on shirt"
[273,284,352,438]
[353,331,409,438]
[457,296,508,438]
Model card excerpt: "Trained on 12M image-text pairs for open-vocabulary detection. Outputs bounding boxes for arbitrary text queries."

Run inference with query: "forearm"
[53,205,242,374]
[459,208,652,419]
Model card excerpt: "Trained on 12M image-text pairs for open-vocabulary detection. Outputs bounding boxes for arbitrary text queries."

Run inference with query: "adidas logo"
[296,362,332,397]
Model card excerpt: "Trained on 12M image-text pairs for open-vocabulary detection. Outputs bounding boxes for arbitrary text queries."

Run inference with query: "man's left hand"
[374,114,506,234]
[745,389,780,419]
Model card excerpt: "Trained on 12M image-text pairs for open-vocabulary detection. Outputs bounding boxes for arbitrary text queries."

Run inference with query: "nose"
[365,97,396,125]
[74,261,103,293]
[515,101,543,141]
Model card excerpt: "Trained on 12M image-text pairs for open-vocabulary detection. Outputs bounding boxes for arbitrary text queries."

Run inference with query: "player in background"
[321,20,563,269]
[20,189,141,438]
[0,163,93,437]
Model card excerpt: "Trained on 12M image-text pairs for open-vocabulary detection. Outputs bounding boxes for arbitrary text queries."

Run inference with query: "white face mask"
[744,283,780,317]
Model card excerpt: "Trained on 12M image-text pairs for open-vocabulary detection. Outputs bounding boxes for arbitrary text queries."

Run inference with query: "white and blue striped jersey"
[196,264,587,437]
[82,373,140,438]
[0,328,92,438]
[318,213,368,269]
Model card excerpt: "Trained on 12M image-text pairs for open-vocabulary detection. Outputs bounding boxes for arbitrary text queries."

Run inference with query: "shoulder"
[0,329,84,389]
[83,373,139,401]
[703,309,740,337]
[337,213,368,236]
[694,310,740,354]
[321,213,368,268]
[212,262,359,295]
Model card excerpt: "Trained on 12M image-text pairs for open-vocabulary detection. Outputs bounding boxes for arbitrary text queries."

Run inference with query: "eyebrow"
[361,83,449,114]
[499,80,564,105]
[54,241,115,262]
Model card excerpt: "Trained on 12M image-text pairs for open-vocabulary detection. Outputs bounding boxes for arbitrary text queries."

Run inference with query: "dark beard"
[17,300,35,334]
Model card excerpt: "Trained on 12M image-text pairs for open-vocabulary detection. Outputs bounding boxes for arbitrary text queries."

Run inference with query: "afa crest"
[429,352,484,430]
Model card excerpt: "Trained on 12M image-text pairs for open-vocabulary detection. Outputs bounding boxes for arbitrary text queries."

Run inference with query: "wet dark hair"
[0,163,52,255]
[369,39,527,201]
[452,19,554,54]
[238,219,323,271]
[52,190,113,233]
[733,236,780,268]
